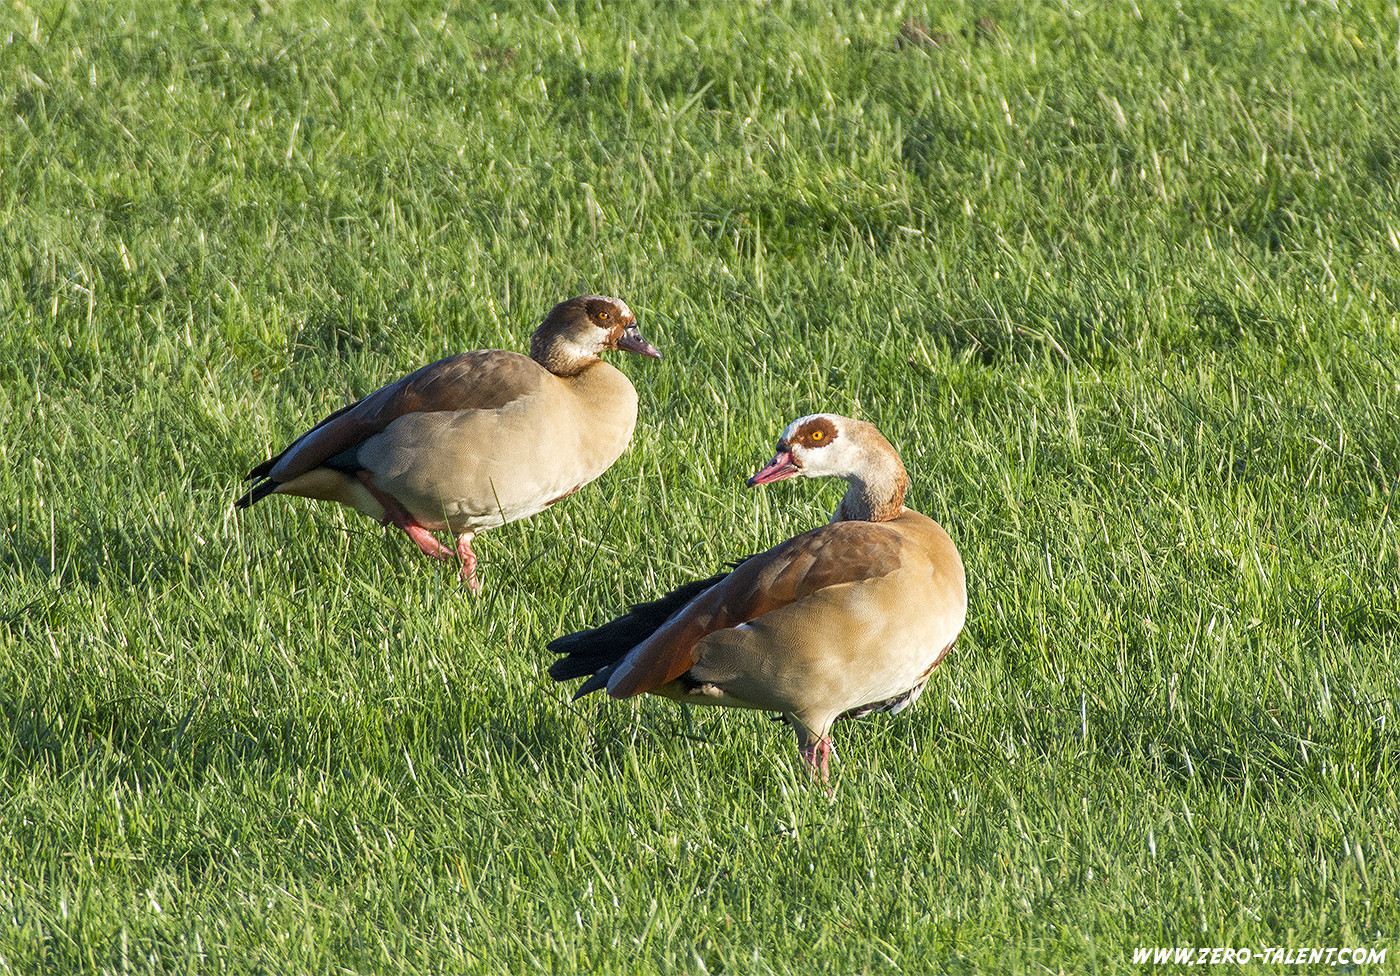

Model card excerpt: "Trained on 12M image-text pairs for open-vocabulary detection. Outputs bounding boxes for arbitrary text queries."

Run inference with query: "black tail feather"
[245,454,281,481]
[234,478,278,510]
[547,567,739,694]
[240,394,364,490]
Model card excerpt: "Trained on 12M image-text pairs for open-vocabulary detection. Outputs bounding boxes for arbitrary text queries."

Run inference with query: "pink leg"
[402,522,454,561]
[797,736,838,785]
[455,533,480,593]
[357,472,452,560]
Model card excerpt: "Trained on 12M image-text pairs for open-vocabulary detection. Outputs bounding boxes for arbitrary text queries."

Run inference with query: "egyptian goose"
[548,414,967,781]
[236,295,660,591]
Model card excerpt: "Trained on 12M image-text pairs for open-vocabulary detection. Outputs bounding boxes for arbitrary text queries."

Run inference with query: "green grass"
[2,0,1398,971]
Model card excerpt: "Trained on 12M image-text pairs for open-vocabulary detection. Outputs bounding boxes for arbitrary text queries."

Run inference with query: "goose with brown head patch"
[549,414,966,782]
[236,295,660,591]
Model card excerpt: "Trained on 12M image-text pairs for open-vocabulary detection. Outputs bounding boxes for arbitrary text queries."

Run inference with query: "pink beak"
[616,325,662,360]
[747,451,800,487]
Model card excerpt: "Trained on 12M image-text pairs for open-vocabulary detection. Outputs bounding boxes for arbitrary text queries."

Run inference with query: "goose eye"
[810,430,824,442]
[598,311,610,320]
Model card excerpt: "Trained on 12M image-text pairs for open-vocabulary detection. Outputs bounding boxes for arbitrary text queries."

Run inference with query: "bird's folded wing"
[253,351,545,481]
[606,520,908,699]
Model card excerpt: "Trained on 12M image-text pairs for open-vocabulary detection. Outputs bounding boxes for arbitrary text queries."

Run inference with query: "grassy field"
[2,0,1399,972]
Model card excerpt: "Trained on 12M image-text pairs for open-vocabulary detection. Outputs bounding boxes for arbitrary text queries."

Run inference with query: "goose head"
[748,414,910,523]
[530,295,660,375]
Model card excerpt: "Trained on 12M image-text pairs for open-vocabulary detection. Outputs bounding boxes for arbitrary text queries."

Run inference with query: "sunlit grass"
[2,0,1398,972]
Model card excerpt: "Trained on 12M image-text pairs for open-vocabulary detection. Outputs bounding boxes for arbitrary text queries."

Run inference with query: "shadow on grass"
[690,187,909,260]
[287,300,412,371]
[2,683,590,794]
[966,688,1397,801]
[0,687,226,792]
[1191,292,1286,348]
[925,287,1132,369]
[0,511,214,591]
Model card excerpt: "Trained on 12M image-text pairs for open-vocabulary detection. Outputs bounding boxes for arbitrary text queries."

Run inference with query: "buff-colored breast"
[357,361,638,534]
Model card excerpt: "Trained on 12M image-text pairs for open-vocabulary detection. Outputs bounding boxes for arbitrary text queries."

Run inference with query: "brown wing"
[606,521,908,699]
[250,351,547,482]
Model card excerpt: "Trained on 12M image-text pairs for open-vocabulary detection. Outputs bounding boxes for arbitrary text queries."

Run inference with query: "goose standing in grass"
[236,295,660,591]
[549,414,966,781]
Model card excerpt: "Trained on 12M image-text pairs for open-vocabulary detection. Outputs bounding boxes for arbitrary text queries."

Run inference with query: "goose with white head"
[236,295,660,591]
[549,413,966,782]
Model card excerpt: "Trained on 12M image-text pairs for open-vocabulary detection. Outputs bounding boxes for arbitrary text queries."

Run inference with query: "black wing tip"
[546,632,581,655]
[245,457,278,481]
[573,668,614,699]
[545,567,735,694]
[546,653,591,681]
[548,651,612,697]
[234,479,277,510]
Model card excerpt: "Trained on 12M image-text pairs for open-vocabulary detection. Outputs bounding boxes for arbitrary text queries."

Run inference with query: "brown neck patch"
[530,307,597,376]
[834,424,909,523]
[537,349,600,378]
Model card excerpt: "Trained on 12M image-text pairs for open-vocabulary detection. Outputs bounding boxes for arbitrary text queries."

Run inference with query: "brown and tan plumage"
[548,414,967,781]
[236,295,660,591]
